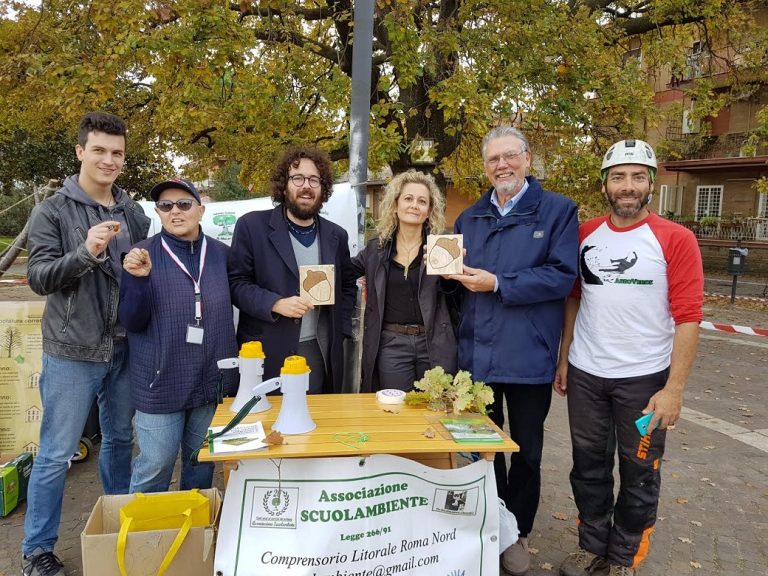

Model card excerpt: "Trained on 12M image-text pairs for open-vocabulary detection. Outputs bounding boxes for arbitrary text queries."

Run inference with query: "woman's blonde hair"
[376,170,446,245]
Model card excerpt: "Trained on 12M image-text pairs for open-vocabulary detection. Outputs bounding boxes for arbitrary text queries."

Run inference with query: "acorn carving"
[303,270,332,302]
[429,237,461,269]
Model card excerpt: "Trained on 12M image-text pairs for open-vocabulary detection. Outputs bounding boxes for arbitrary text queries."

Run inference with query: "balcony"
[667,51,712,87]
[661,132,768,162]
[671,217,768,242]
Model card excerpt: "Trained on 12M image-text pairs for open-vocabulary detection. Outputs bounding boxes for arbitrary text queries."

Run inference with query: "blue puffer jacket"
[119,230,239,413]
[454,177,579,384]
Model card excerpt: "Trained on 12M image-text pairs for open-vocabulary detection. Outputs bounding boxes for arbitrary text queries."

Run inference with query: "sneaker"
[501,537,530,575]
[22,550,65,576]
[607,564,635,576]
[559,548,610,576]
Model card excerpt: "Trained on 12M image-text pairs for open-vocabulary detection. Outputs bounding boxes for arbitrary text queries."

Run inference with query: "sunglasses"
[155,199,197,212]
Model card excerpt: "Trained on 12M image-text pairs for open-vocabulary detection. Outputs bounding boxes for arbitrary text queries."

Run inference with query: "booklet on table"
[439,417,504,443]
[207,421,268,454]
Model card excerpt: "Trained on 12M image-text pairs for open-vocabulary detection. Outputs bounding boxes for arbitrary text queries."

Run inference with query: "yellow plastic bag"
[116,489,210,576]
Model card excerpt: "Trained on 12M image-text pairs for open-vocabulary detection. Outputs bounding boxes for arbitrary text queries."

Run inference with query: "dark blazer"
[228,206,357,393]
[351,236,458,392]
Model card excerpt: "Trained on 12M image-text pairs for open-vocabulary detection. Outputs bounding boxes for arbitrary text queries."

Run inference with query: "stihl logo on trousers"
[636,433,652,459]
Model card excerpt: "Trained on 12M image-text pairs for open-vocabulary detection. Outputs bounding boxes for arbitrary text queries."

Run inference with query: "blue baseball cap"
[149,177,202,203]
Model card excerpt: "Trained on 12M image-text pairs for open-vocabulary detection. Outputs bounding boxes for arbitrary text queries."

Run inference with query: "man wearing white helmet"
[553,139,703,576]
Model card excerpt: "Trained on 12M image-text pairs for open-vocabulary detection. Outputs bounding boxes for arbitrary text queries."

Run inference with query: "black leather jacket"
[351,235,458,392]
[27,183,150,362]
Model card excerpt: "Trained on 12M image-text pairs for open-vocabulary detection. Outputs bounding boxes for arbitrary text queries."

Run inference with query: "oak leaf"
[264,431,284,446]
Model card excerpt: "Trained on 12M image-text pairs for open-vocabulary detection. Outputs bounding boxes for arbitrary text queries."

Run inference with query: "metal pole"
[349,0,374,229]
[343,0,374,392]
[730,238,742,304]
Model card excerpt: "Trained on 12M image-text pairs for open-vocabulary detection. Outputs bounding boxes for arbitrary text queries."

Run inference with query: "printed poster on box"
[0,302,44,455]
[216,454,499,576]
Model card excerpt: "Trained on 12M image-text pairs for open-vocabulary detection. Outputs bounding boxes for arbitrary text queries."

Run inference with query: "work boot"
[501,537,530,575]
[559,547,610,576]
[607,564,636,576]
[22,549,65,576]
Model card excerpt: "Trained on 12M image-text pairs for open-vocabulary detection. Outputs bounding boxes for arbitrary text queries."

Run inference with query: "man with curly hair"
[228,147,357,393]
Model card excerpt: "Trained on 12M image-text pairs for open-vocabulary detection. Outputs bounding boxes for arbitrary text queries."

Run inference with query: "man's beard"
[285,192,322,221]
[495,176,523,197]
[607,191,651,218]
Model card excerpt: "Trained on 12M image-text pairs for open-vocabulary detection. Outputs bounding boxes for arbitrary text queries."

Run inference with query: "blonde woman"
[352,170,458,392]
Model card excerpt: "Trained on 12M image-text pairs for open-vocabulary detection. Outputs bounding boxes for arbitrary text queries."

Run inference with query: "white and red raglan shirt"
[568,212,703,378]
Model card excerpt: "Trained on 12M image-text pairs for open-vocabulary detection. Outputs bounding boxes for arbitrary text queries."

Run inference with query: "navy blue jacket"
[454,177,579,384]
[227,207,357,392]
[119,230,239,413]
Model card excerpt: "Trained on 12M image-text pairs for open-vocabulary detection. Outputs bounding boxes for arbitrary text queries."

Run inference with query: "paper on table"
[439,417,504,443]
[208,421,268,454]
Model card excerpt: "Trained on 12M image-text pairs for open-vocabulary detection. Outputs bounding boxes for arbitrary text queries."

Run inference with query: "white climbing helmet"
[600,139,657,182]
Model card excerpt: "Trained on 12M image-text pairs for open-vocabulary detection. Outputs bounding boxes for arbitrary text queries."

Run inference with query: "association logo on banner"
[432,487,480,516]
[250,486,299,529]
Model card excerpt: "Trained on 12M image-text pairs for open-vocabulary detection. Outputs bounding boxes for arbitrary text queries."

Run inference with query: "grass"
[0,236,28,259]
[1,236,20,249]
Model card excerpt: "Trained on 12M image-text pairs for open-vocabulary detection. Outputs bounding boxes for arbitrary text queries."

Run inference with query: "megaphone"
[248,356,316,435]
[217,341,272,414]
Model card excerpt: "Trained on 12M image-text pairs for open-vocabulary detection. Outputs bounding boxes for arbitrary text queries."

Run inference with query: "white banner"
[139,182,361,255]
[215,455,499,576]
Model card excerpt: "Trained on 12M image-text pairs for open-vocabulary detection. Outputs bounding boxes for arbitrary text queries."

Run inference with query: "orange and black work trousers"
[566,364,668,569]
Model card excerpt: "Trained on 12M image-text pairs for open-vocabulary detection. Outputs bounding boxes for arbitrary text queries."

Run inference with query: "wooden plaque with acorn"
[299,265,335,305]
[426,234,463,275]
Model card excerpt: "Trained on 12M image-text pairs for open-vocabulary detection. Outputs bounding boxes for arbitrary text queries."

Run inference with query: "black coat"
[228,207,357,393]
[351,236,458,392]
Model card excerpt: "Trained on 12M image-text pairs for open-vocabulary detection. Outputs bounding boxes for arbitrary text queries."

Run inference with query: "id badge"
[186,324,204,345]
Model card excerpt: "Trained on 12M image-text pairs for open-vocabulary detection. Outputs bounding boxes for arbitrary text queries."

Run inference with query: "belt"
[382,323,426,336]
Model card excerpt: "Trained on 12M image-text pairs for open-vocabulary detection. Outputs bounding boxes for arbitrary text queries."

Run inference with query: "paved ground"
[1,299,767,576]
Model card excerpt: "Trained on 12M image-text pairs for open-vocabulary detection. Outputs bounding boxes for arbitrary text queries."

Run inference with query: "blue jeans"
[130,404,216,493]
[22,343,134,555]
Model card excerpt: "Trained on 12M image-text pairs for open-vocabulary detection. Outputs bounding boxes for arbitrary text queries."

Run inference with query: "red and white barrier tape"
[700,321,768,337]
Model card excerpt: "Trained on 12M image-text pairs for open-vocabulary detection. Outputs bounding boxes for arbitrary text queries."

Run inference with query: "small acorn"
[303,270,332,302]
[429,237,461,269]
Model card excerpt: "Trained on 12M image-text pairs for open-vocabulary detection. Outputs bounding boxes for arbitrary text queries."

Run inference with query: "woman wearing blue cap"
[119,178,238,492]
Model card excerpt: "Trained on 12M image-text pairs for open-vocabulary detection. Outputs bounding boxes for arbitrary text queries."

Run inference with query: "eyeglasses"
[288,174,322,188]
[155,199,197,212]
[484,149,527,167]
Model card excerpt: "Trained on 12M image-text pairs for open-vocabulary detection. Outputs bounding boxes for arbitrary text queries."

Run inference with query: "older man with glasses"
[228,147,357,394]
[449,126,579,575]
[118,177,239,494]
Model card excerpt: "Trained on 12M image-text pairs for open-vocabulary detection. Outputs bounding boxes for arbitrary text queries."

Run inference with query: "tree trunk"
[0,180,57,279]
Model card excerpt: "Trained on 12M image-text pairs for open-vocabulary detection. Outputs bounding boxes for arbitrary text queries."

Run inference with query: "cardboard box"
[3,452,33,502]
[81,488,221,576]
[0,465,19,517]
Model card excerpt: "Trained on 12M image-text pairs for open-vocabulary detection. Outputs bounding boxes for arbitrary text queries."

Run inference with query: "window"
[695,185,723,220]
[658,185,682,216]
[685,41,710,80]
[759,191,768,218]
[682,109,700,134]
[755,192,768,240]
[659,185,670,215]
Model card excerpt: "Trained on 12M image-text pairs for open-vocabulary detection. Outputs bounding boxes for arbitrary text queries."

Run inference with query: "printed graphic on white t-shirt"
[569,213,703,379]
